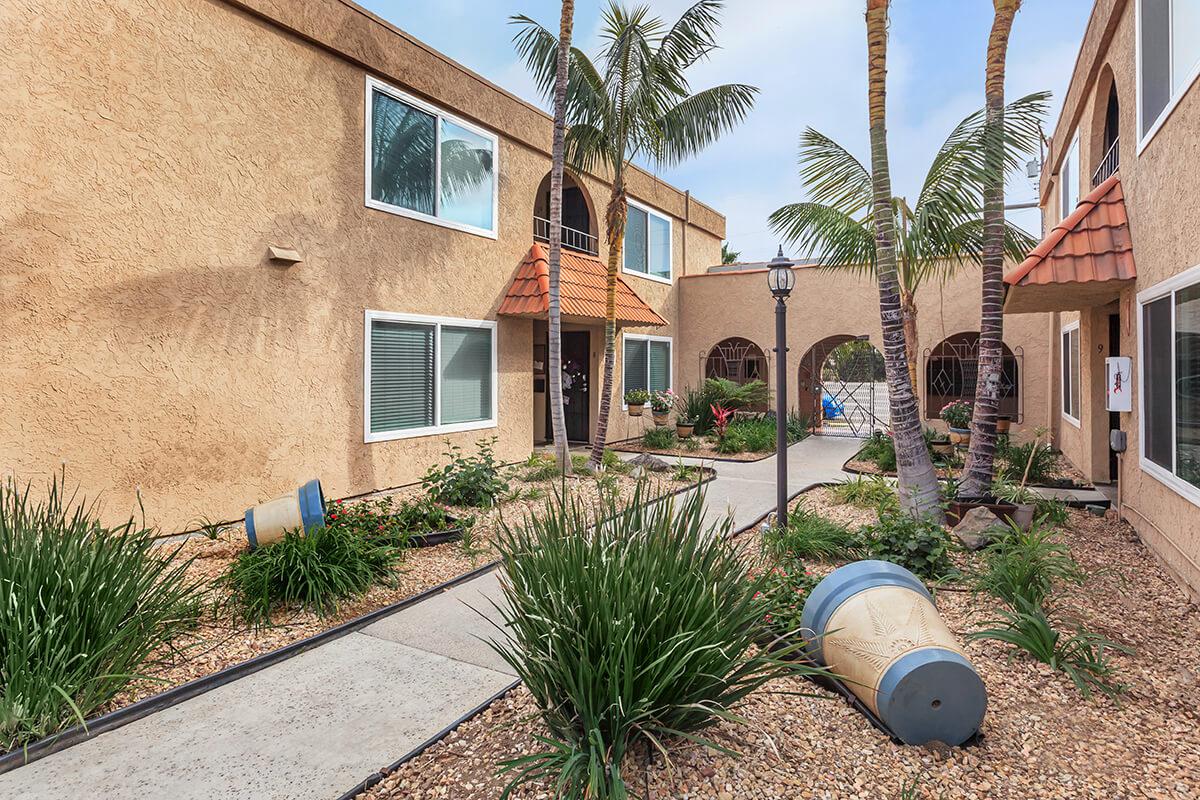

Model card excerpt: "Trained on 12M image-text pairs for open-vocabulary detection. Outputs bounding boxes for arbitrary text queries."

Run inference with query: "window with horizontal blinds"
[365,312,497,441]
[370,321,434,433]
[648,341,671,392]
[441,326,492,424]
[624,338,648,393]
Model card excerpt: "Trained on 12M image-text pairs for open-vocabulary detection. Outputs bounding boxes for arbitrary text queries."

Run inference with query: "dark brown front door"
[546,331,591,442]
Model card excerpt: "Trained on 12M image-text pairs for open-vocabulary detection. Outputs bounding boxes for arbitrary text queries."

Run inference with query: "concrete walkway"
[0,435,860,800]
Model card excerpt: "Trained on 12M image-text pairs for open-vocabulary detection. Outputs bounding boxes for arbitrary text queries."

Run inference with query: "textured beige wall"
[0,0,721,530]
[677,264,1051,437]
[1036,0,1200,598]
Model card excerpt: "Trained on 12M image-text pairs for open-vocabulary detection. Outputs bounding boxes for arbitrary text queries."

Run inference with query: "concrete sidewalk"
[0,435,860,800]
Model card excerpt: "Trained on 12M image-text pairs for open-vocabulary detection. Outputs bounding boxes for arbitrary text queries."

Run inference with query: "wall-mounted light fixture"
[267,245,304,265]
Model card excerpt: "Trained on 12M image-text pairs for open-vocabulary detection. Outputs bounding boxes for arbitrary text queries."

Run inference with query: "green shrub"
[786,409,810,443]
[763,507,862,562]
[678,385,714,435]
[991,478,1071,527]
[671,460,704,483]
[221,525,400,624]
[968,598,1130,698]
[601,448,633,474]
[996,436,1059,484]
[490,486,815,797]
[0,474,204,749]
[865,510,954,580]
[422,438,509,507]
[642,426,678,450]
[750,557,819,636]
[831,475,898,511]
[570,453,595,475]
[325,495,455,547]
[717,416,778,454]
[704,377,768,410]
[971,521,1086,610]
[517,452,561,483]
[623,388,650,406]
[858,431,897,472]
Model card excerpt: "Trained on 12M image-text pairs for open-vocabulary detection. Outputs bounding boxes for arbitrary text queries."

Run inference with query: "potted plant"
[940,400,973,445]
[676,412,696,438]
[624,388,649,416]
[926,427,953,456]
[650,389,674,426]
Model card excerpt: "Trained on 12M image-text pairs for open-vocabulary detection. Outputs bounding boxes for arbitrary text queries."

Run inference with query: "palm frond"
[652,84,758,167]
[797,128,873,215]
[767,202,875,273]
[654,0,724,71]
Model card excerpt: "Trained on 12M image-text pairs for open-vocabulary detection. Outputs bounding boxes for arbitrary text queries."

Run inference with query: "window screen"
[1176,285,1200,486]
[1143,296,1174,469]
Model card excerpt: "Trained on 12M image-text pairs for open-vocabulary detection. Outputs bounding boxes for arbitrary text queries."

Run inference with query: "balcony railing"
[1092,137,1119,187]
[533,216,599,256]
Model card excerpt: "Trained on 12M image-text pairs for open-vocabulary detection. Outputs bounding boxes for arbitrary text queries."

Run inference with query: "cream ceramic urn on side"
[800,560,987,746]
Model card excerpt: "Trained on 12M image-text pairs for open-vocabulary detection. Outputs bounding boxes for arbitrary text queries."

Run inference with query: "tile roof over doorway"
[1004,175,1135,313]
[498,243,667,326]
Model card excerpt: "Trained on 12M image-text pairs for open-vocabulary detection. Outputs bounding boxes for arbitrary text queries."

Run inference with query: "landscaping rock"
[628,453,670,472]
[952,506,1008,550]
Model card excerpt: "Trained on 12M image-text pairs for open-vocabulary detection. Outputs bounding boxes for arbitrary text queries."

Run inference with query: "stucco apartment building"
[1005,0,1200,598]
[1,0,725,529]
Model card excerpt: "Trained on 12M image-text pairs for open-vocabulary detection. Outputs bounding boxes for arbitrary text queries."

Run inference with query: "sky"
[359,0,1094,262]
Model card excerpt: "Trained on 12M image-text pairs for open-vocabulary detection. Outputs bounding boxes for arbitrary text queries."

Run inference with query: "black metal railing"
[533,216,599,256]
[1092,137,1119,187]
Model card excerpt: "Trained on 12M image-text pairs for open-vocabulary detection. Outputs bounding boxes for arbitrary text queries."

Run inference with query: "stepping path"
[0,435,861,800]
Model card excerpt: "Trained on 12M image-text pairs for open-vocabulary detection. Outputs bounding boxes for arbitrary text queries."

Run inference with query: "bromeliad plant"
[0,473,205,750]
[489,485,819,798]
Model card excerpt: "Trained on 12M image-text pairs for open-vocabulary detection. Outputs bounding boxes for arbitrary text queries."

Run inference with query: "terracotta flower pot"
[628,403,645,417]
[996,417,1011,434]
[676,423,694,438]
[652,411,670,426]
[949,427,971,446]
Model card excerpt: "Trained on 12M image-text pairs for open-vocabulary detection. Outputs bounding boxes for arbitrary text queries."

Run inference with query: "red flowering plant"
[748,557,820,639]
[324,495,460,549]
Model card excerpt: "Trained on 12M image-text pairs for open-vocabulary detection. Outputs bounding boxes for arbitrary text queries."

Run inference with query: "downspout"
[682,190,690,276]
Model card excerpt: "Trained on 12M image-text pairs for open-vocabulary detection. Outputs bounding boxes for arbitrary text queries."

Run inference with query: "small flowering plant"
[940,399,973,430]
[623,388,650,406]
[650,389,675,415]
[749,558,820,637]
[325,495,458,549]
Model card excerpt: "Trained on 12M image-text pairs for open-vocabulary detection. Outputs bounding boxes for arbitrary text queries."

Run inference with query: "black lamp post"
[767,246,795,530]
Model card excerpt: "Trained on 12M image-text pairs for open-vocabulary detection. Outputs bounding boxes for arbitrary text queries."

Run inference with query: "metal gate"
[798,338,889,437]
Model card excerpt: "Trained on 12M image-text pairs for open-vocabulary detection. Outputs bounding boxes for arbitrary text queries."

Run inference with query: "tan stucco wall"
[0,0,721,531]
[677,264,1051,438]
[1034,0,1200,598]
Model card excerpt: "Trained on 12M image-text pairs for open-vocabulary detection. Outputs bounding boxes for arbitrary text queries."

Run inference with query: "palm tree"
[513,1,576,475]
[861,0,942,519]
[961,0,1023,497]
[768,93,1046,392]
[513,1,757,470]
[721,242,741,264]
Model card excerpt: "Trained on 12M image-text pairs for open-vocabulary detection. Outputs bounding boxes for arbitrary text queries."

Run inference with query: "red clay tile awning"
[1003,174,1136,313]
[498,243,667,326]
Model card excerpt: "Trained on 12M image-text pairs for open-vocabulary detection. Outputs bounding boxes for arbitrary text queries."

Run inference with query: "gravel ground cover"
[845,454,1088,487]
[613,437,772,462]
[101,467,706,714]
[360,488,1200,800]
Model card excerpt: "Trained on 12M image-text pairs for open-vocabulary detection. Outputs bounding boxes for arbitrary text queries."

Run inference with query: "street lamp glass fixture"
[767,246,795,298]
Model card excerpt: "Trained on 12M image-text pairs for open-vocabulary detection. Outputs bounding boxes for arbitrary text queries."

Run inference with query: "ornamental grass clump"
[221,525,401,624]
[763,506,863,562]
[0,473,204,750]
[490,485,815,798]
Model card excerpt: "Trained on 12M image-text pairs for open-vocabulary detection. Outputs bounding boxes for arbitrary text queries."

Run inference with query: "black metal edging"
[333,679,524,800]
[0,559,501,776]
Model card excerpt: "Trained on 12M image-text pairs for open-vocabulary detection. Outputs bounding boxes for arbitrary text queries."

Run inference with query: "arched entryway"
[924,332,1021,422]
[704,337,769,410]
[797,335,888,436]
[533,170,598,255]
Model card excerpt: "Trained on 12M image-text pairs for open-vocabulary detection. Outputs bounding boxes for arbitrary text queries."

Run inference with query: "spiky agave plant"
[488,484,820,798]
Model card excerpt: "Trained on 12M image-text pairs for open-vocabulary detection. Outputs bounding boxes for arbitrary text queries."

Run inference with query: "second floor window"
[1138,0,1200,143]
[624,201,672,282]
[1061,137,1080,218]
[366,77,498,237]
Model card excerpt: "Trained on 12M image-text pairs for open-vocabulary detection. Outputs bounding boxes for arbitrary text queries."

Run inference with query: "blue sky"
[360,0,1093,262]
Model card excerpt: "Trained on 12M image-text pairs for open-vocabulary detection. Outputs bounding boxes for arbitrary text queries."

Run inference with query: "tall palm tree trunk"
[962,0,1021,496]
[547,0,575,475]
[865,0,943,519]
[588,181,627,470]
[900,289,919,392]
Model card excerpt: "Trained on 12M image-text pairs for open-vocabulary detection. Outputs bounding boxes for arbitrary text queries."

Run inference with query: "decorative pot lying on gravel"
[627,403,645,417]
[676,423,694,438]
[945,495,1019,526]
[948,427,971,445]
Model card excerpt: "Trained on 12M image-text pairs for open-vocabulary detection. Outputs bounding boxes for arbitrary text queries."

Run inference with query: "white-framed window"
[363,311,497,443]
[364,76,499,238]
[1061,320,1082,426]
[1137,0,1200,151]
[1137,263,1200,504]
[624,199,672,283]
[622,333,672,404]
[1060,136,1080,219]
